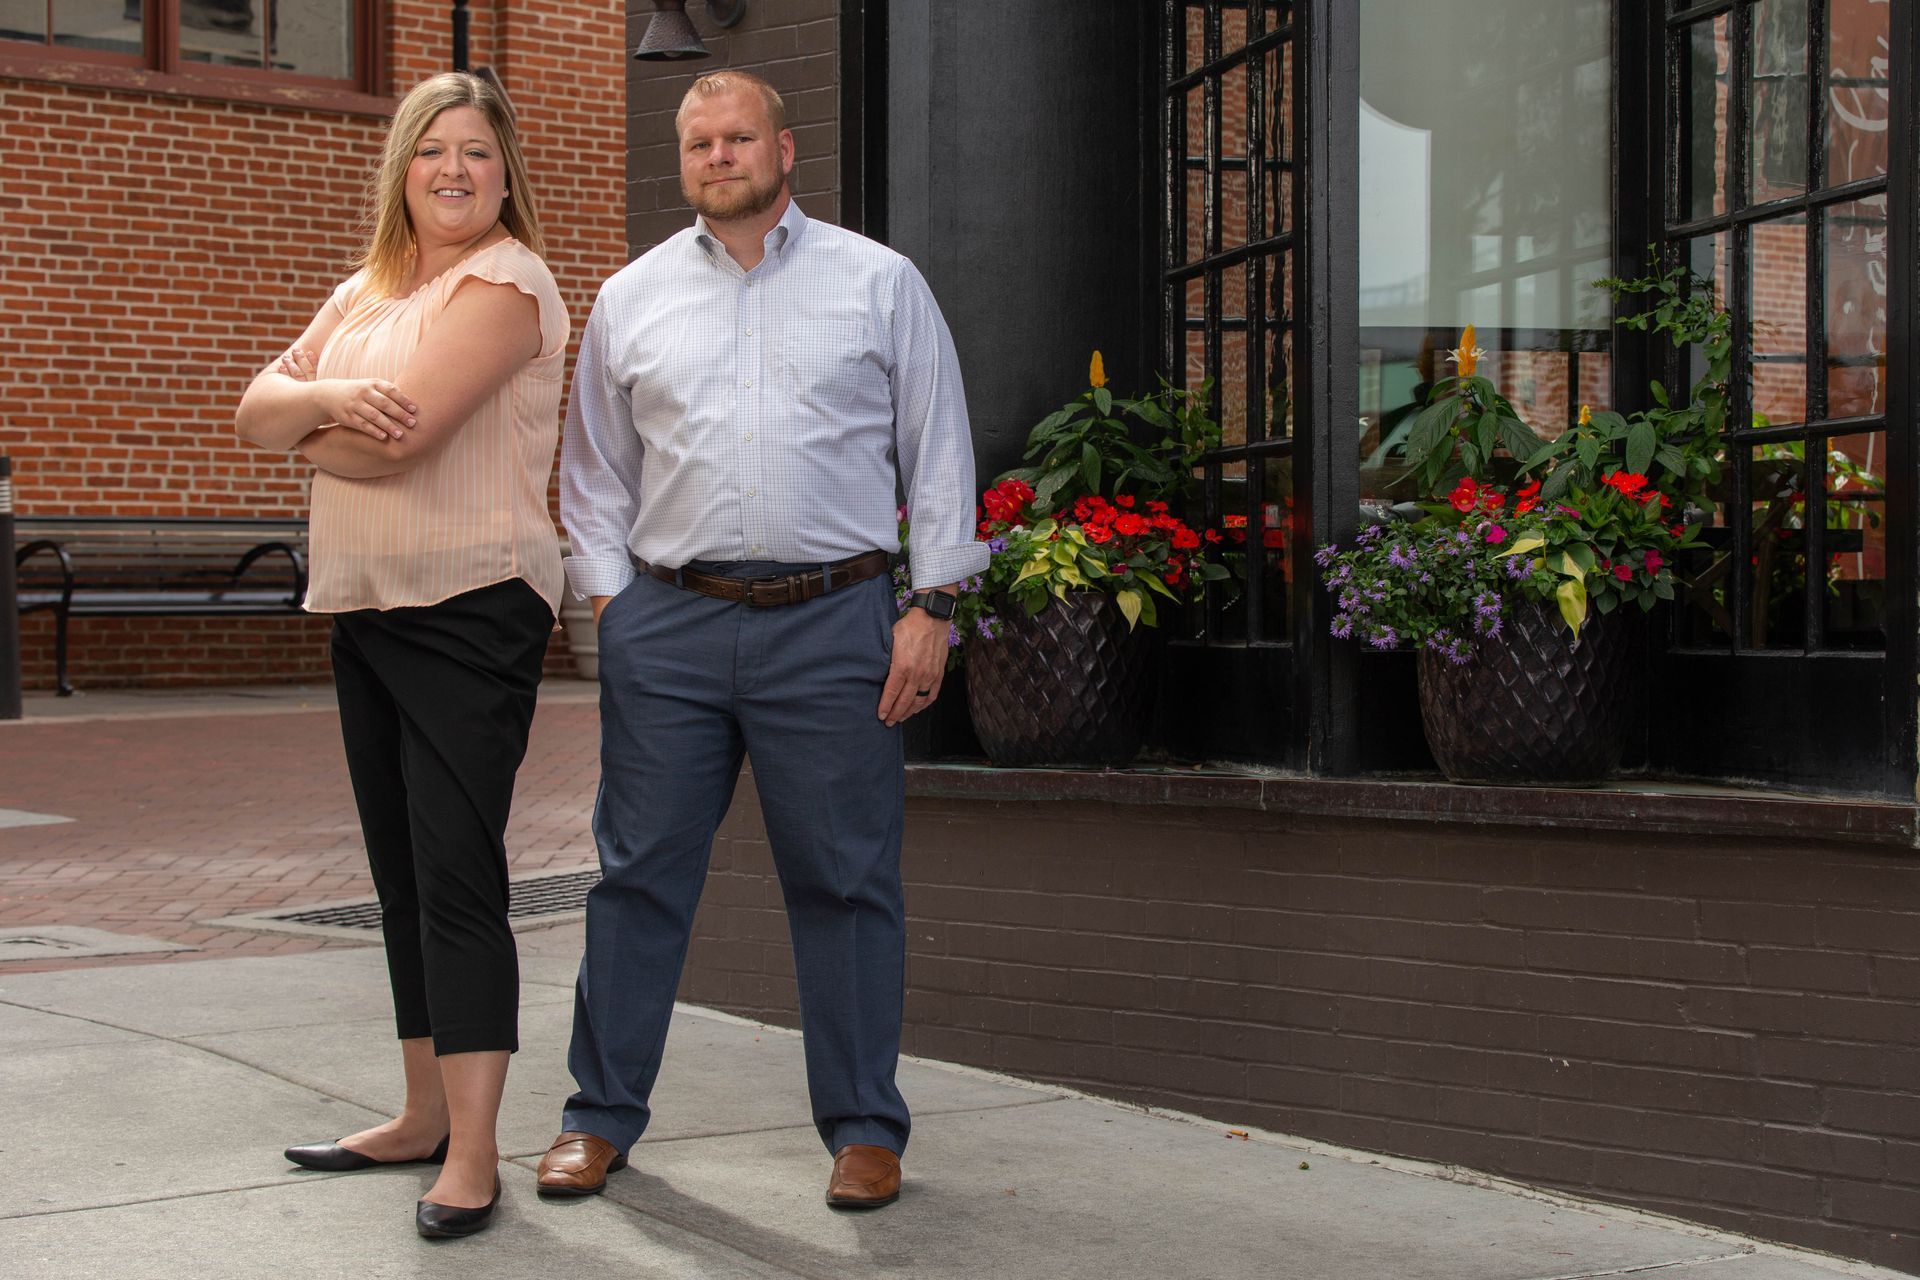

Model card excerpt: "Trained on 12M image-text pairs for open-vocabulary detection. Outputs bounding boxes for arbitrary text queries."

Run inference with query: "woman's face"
[404,105,508,247]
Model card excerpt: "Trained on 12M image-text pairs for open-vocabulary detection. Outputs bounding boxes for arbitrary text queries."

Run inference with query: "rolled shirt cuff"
[909,541,990,592]
[562,554,636,601]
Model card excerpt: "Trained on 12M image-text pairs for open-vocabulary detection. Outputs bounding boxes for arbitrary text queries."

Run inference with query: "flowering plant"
[896,354,1230,664]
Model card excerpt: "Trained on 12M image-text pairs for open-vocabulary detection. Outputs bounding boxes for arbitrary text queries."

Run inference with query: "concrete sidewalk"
[0,918,1906,1280]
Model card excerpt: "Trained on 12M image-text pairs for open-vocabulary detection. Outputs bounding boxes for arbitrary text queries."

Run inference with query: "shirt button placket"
[741,273,762,557]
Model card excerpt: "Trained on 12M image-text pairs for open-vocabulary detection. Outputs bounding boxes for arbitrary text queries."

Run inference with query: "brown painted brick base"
[687,779,1920,1273]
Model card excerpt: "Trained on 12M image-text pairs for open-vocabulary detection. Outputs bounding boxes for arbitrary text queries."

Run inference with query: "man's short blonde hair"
[675,70,787,137]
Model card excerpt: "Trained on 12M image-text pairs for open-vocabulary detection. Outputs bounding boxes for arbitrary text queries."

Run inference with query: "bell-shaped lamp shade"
[635,0,709,61]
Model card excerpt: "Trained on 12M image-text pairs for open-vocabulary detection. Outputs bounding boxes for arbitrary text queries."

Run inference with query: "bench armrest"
[15,539,76,609]
[231,540,308,605]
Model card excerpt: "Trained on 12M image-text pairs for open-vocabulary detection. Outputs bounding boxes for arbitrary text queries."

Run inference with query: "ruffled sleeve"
[447,240,570,362]
[327,270,368,320]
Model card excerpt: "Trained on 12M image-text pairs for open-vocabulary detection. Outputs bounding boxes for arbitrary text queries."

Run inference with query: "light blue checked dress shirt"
[559,200,988,599]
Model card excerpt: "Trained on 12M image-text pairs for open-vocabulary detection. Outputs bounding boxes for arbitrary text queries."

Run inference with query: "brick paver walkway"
[0,686,602,973]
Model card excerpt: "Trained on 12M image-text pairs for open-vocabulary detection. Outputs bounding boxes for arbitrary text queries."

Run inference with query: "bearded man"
[538,70,983,1210]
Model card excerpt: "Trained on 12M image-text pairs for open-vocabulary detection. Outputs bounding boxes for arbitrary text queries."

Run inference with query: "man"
[540,70,984,1210]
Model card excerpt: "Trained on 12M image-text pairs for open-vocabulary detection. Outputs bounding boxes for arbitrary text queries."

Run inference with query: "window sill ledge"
[904,762,1919,851]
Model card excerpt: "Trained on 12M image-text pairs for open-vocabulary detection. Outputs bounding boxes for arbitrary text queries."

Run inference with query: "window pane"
[1825,0,1890,187]
[1183,3,1205,76]
[1262,42,1292,236]
[1748,214,1808,428]
[1680,14,1731,222]
[181,0,263,68]
[1221,322,1249,448]
[0,1,47,43]
[51,0,141,54]
[1750,444,1808,649]
[1824,194,1888,419]
[1358,0,1611,501]
[275,0,353,79]
[1257,454,1293,643]
[1749,0,1810,205]
[1823,431,1886,649]
[1222,60,1250,249]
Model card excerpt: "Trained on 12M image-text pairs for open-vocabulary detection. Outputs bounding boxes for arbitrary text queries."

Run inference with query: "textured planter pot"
[966,592,1156,767]
[1416,598,1639,786]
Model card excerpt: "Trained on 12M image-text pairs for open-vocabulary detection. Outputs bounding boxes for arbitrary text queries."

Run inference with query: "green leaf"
[1080,443,1101,495]
[1654,446,1685,473]
[1143,572,1178,600]
[1503,535,1546,557]
[1576,435,1602,472]
[1115,589,1142,629]
[1556,577,1588,634]
[1404,395,1460,468]
[1650,379,1670,407]
[1563,543,1596,573]
[1093,387,1113,416]
[1499,416,1545,463]
[1474,410,1499,462]
[1460,442,1482,475]
[1033,466,1076,509]
[1626,420,1657,476]
[1542,466,1576,501]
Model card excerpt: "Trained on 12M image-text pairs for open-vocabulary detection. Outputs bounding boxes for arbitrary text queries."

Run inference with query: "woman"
[235,72,569,1240]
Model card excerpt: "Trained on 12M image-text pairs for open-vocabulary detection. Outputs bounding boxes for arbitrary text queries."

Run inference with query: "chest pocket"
[784,322,886,412]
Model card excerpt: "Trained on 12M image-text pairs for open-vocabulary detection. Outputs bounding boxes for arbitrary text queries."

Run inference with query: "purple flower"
[1368,626,1400,650]
[1314,544,1338,568]
[1331,614,1355,639]
[1356,525,1383,545]
[1326,564,1352,587]
[1473,591,1499,616]
[947,625,962,648]
[987,536,1008,554]
[1388,542,1417,570]
[1504,555,1530,580]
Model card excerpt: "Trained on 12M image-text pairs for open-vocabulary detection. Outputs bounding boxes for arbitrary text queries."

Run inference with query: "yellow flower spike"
[1089,350,1108,389]
[1579,404,1593,427]
[1446,325,1486,379]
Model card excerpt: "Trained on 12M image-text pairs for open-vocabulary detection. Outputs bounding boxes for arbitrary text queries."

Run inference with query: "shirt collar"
[692,198,809,262]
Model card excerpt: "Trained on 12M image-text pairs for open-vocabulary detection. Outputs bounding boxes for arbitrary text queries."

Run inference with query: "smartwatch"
[908,589,958,621]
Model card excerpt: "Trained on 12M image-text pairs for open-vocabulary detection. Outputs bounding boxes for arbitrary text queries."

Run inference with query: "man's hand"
[878,589,956,726]
[591,595,612,624]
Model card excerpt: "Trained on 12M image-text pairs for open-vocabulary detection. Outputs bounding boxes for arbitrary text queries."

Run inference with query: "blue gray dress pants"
[563,561,910,1156]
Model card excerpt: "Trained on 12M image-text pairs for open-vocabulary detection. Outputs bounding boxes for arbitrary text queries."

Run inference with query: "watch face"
[922,591,957,620]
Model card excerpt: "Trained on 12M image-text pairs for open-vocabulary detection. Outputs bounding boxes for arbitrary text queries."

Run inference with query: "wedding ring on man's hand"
[915,689,931,697]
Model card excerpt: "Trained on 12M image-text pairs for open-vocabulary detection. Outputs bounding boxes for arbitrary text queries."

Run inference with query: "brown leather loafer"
[535,1130,628,1198]
[825,1143,901,1209]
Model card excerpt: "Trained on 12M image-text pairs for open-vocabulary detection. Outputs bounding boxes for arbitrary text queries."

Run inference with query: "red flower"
[1449,477,1479,513]
[1517,481,1542,499]
[1602,471,1649,497]
[1115,495,1136,509]
[1485,524,1507,545]
[1204,529,1223,545]
[1085,524,1113,544]
[1644,549,1663,574]
[1147,501,1169,515]
[981,478,1034,523]
[1480,491,1505,512]
[1514,498,1538,515]
[1114,513,1149,536]
[1171,526,1200,550]
[1613,563,1633,581]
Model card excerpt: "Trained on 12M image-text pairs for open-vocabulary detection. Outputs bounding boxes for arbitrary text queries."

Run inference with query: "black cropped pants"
[329,578,552,1056]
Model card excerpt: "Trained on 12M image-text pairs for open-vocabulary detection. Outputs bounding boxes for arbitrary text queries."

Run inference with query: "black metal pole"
[453,0,470,72]
[0,457,21,720]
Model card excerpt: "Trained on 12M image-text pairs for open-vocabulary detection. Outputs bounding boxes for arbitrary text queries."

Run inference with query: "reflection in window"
[1357,0,1613,502]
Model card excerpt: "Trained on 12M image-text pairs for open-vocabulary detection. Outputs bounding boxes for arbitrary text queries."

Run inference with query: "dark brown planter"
[966,592,1155,767]
[1416,597,1640,786]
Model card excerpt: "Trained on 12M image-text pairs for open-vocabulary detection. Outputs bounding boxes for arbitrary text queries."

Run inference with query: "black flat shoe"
[416,1176,501,1239]
[284,1134,450,1172]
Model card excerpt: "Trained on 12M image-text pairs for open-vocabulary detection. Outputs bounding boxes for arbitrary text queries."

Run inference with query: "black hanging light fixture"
[634,0,748,63]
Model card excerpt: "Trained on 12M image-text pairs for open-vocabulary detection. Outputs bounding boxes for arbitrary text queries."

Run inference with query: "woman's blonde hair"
[359,72,543,297]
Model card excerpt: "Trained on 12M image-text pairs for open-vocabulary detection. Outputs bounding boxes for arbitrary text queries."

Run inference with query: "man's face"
[678,89,793,224]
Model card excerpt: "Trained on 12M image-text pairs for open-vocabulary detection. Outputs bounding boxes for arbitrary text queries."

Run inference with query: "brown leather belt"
[646,549,891,608]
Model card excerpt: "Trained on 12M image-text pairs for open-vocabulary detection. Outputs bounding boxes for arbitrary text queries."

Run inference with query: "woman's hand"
[312,376,419,443]
[275,347,318,382]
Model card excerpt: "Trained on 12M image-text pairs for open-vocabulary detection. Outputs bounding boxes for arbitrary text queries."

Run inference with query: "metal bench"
[14,516,309,696]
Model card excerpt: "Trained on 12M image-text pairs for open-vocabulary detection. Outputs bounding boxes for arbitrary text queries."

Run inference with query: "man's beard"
[686,170,783,222]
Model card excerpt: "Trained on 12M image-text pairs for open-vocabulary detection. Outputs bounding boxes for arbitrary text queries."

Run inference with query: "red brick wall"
[2,0,627,690]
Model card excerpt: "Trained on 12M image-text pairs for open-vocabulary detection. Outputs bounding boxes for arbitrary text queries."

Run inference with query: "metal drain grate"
[203,863,600,941]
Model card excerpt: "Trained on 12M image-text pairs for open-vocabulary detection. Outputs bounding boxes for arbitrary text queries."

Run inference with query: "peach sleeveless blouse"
[304,238,569,615]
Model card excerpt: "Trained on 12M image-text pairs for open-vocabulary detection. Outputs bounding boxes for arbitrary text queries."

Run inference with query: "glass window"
[3,0,370,89]
[1356,0,1614,502]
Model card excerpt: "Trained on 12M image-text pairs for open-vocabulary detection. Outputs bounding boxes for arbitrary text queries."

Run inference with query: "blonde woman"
[236,72,568,1240]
